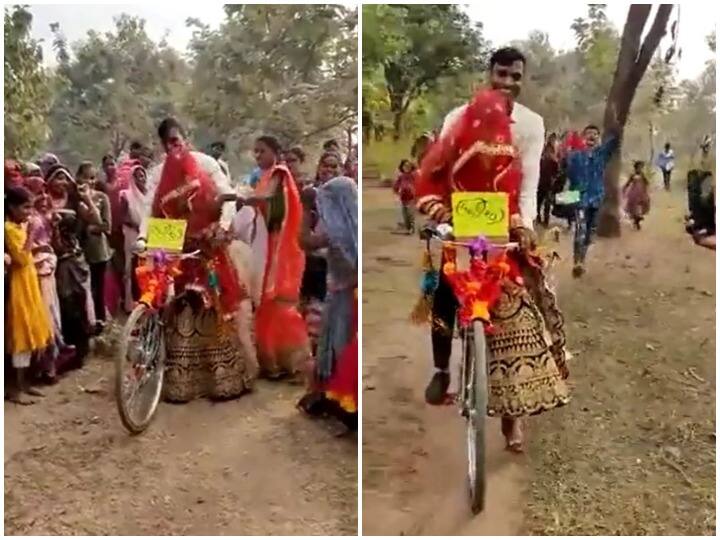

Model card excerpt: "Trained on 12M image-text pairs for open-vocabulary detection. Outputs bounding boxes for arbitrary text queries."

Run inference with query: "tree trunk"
[648,121,655,164]
[597,4,674,238]
[390,110,402,140]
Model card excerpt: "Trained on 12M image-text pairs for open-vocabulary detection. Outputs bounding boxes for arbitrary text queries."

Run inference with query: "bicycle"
[421,224,518,515]
[115,248,200,434]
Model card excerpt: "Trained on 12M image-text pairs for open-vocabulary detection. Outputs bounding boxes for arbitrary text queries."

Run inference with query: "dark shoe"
[59,344,76,356]
[572,264,585,278]
[425,370,450,405]
[297,391,331,417]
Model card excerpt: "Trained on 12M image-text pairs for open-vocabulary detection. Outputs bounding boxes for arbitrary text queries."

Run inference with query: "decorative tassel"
[410,249,438,325]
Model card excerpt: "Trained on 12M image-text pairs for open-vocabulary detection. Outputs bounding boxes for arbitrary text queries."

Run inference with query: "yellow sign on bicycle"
[146,218,187,252]
[451,192,509,238]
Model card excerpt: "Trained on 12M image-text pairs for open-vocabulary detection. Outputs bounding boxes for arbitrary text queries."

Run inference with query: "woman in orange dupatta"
[243,136,309,378]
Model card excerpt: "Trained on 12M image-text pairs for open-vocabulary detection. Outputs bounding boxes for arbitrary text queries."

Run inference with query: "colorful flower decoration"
[135,255,182,308]
[441,236,521,329]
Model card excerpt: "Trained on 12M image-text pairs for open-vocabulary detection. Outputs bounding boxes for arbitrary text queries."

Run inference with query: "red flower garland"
[441,246,524,330]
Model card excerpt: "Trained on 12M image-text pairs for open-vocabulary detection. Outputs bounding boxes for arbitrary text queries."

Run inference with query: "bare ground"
[361,184,715,536]
[4,343,357,535]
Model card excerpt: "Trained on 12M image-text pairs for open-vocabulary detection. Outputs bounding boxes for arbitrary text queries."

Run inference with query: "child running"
[393,159,416,234]
[5,186,53,404]
[623,160,651,230]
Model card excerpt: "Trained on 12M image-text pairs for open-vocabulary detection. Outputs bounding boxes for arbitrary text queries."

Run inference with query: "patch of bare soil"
[361,184,715,536]
[4,337,357,535]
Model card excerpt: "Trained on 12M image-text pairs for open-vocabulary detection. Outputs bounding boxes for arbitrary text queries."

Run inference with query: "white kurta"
[230,206,268,307]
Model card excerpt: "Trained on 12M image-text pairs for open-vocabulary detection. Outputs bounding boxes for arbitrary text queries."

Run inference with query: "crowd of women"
[4,118,359,433]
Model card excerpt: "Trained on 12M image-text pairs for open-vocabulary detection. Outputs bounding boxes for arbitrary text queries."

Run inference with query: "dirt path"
[361,184,715,535]
[5,350,357,535]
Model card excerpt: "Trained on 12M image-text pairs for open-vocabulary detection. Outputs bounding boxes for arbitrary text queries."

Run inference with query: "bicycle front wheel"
[115,303,165,434]
[466,320,488,514]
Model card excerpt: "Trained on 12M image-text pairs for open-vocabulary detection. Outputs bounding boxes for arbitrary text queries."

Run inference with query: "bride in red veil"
[139,118,257,402]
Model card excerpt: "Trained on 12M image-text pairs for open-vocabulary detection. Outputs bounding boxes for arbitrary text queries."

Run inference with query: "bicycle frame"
[459,324,476,417]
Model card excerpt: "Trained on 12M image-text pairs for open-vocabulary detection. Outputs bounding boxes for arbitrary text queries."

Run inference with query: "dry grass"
[525,190,716,535]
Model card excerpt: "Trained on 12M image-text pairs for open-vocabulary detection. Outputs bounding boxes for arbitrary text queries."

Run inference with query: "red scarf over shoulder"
[150,146,243,315]
[416,89,522,223]
[151,147,220,237]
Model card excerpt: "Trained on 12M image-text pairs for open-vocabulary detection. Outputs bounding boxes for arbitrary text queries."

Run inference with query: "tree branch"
[623,4,652,65]
[301,109,356,140]
[635,5,674,75]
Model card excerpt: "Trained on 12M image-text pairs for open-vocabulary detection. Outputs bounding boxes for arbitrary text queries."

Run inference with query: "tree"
[4,5,52,158]
[362,4,488,139]
[571,5,621,116]
[184,4,357,170]
[48,15,190,167]
[596,4,675,237]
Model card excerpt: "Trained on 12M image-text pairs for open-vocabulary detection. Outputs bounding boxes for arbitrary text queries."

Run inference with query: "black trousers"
[89,261,108,322]
[662,169,672,191]
[537,187,553,227]
[430,271,458,371]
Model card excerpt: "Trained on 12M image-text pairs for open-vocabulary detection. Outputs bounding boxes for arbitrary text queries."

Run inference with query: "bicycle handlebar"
[135,248,202,260]
[420,224,518,251]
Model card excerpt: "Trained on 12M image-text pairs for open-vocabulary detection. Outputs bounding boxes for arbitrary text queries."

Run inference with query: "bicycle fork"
[458,326,475,419]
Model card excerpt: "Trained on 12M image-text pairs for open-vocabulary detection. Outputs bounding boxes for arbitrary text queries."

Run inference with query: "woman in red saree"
[242,136,309,378]
[138,118,257,402]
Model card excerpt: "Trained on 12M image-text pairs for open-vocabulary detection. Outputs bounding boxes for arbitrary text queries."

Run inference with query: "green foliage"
[47,15,190,168]
[362,4,489,138]
[5,5,357,177]
[185,4,357,171]
[364,135,415,180]
[4,5,52,158]
[363,4,713,184]
[571,4,620,111]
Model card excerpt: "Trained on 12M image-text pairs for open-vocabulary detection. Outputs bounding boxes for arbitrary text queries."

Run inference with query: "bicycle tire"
[115,303,165,434]
[467,320,488,514]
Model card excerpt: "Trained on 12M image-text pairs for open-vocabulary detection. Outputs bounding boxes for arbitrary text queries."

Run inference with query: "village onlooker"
[393,159,416,234]
[5,186,53,403]
[76,162,113,331]
[623,160,651,230]
[655,142,675,191]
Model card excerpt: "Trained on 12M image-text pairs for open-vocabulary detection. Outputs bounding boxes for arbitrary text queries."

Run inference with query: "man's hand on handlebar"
[419,222,454,241]
[509,225,537,252]
[134,238,147,254]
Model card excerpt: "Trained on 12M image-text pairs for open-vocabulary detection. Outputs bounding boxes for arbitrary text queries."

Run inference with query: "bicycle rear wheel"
[466,320,488,514]
[115,303,165,434]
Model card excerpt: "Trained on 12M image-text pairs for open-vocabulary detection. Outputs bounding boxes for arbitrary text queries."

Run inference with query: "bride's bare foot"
[25,387,45,398]
[505,418,525,453]
[6,390,35,405]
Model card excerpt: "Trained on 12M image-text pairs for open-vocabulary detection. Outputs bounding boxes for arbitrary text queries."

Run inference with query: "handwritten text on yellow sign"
[146,218,188,252]
[451,192,509,238]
